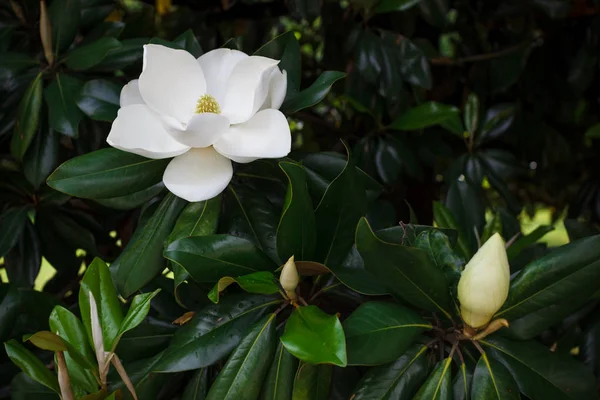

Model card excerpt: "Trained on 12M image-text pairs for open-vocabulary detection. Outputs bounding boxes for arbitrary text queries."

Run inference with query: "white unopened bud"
[280,256,299,300]
[457,233,510,329]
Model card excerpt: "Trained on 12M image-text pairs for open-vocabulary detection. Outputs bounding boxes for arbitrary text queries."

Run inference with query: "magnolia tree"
[1,1,600,400]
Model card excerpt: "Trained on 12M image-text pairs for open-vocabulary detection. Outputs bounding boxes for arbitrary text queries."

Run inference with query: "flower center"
[195,94,221,114]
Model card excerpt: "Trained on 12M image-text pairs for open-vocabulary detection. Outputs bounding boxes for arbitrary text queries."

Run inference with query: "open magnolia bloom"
[107,44,291,202]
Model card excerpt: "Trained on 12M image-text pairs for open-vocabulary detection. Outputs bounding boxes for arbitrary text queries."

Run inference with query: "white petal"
[220,56,280,124]
[197,48,248,105]
[213,109,291,163]
[163,147,233,202]
[120,79,144,107]
[166,113,230,148]
[261,68,287,110]
[138,44,206,123]
[107,105,190,159]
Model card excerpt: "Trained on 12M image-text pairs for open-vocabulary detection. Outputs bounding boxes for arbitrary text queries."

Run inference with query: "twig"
[430,40,535,66]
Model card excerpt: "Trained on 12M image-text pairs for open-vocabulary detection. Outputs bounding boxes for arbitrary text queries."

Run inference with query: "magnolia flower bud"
[457,233,510,329]
[280,256,299,300]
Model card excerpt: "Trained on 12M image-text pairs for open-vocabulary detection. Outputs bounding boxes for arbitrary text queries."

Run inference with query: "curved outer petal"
[166,113,230,148]
[213,109,291,164]
[107,104,190,159]
[220,56,280,124]
[139,44,206,123]
[197,48,248,105]
[120,79,145,107]
[163,147,233,202]
[260,68,287,111]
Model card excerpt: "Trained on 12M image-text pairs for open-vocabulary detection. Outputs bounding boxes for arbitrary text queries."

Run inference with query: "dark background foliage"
[2,0,600,398]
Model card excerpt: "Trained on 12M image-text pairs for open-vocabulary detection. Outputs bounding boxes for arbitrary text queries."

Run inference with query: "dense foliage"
[1,0,600,399]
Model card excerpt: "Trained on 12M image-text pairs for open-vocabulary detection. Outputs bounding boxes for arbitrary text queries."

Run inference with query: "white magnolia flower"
[107,44,291,202]
[457,232,510,329]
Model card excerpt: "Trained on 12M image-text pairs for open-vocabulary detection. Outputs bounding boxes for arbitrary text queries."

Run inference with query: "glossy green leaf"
[254,31,301,94]
[4,340,60,393]
[453,363,472,400]
[48,148,169,199]
[49,305,98,393]
[277,162,316,262]
[79,257,124,351]
[282,71,345,113]
[182,368,208,400]
[224,185,280,263]
[23,124,59,190]
[44,73,84,137]
[433,201,470,259]
[584,122,600,139]
[10,372,58,400]
[260,342,299,400]
[0,285,20,342]
[465,93,480,135]
[496,234,600,321]
[506,225,553,260]
[471,353,520,399]
[390,102,460,131]
[413,229,464,287]
[66,37,122,70]
[377,224,458,248]
[314,145,367,268]
[156,294,280,372]
[174,29,203,58]
[168,196,222,244]
[94,182,165,210]
[76,79,122,122]
[330,246,388,295]
[0,206,30,258]
[95,38,147,70]
[23,331,66,351]
[344,302,431,365]
[351,345,429,400]
[292,362,332,400]
[481,336,596,399]
[10,73,43,161]
[413,357,452,400]
[165,235,277,283]
[375,0,422,14]
[397,35,432,90]
[113,193,186,297]
[446,179,485,254]
[208,271,279,303]
[477,104,515,144]
[112,289,161,350]
[206,314,277,400]
[4,221,41,287]
[281,305,347,367]
[356,218,453,318]
[49,0,81,54]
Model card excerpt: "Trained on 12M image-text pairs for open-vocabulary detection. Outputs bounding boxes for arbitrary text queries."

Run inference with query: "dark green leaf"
[260,342,299,400]
[533,0,571,18]
[206,314,277,400]
[113,289,161,349]
[314,145,367,268]
[584,122,600,139]
[44,73,84,137]
[472,353,520,399]
[23,125,59,189]
[168,196,222,244]
[165,235,278,283]
[47,148,170,199]
[481,336,596,400]
[10,372,59,400]
[375,0,422,14]
[282,71,345,114]
[453,363,472,400]
[390,102,459,131]
[413,357,452,400]
[182,368,208,400]
[281,305,347,367]
[79,257,124,350]
[506,226,553,260]
[490,47,530,94]
[156,294,280,372]
[344,302,431,365]
[76,79,122,122]
[477,104,515,144]
[174,30,203,58]
[397,36,432,90]
[113,193,186,297]
[4,221,41,287]
[0,206,30,258]
[94,38,147,70]
[331,245,388,295]
[254,31,301,94]
[291,362,332,400]
[446,179,485,254]
[465,93,480,135]
[4,340,60,393]
[351,345,429,400]
[10,73,43,161]
[355,218,453,318]
[208,271,279,303]
[277,162,316,262]
[496,234,600,321]
[49,0,81,54]
[66,37,122,70]
[413,229,464,286]
[94,182,165,210]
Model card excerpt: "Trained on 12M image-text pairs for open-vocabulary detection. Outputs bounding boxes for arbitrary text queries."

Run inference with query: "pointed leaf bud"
[39,0,54,65]
[457,233,510,329]
[280,256,299,300]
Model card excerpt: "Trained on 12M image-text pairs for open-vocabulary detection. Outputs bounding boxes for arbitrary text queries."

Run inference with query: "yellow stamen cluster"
[195,94,221,114]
